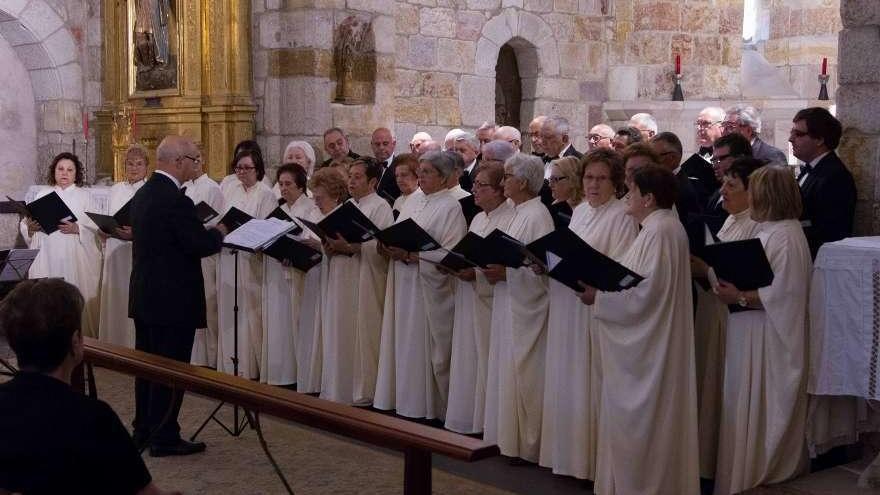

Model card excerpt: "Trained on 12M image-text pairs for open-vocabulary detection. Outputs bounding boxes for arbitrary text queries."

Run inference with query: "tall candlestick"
[675,54,681,75]
[821,57,827,76]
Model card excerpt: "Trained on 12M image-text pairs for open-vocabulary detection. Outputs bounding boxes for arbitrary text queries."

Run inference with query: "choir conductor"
[129,135,227,456]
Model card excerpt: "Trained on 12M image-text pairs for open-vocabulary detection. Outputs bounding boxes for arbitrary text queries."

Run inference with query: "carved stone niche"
[333,14,376,105]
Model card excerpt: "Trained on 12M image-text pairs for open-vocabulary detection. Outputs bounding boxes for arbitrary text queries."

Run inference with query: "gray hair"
[482,140,517,163]
[544,115,571,137]
[699,106,726,123]
[629,113,658,134]
[443,150,465,171]
[477,121,497,132]
[444,128,466,144]
[454,132,480,151]
[410,131,432,143]
[505,153,545,196]
[420,140,441,153]
[589,124,615,138]
[420,151,455,179]
[495,126,521,143]
[726,104,762,133]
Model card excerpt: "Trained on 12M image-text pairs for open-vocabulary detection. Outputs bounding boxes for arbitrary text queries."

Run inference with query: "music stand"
[0,248,39,376]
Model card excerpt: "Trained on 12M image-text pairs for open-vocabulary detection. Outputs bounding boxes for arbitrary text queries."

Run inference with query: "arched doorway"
[495,44,521,128]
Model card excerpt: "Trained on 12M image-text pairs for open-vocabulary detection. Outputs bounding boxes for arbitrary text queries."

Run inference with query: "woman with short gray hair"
[483,152,554,463]
[374,150,467,420]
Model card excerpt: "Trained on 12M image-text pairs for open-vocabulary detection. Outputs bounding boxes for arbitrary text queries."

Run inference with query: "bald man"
[371,127,401,203]
[528,115,547,157]
[587,124,615,150]
[495,125,522,150]
[130,135,227,456]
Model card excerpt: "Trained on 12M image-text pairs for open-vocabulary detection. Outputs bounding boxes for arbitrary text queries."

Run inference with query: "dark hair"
[616,126,643,144]
[632,165,678,209]
[0,279,84,372]
[581,148,626,196]
[233,140,263,161]
[622,142,660,165]
[48,152,85,186]
[713,133,753,158]
[230,148,266,181]
[350,157,382,182]
[323,127,347,140]
[724,157,764,190]
[651,132,683,156]
[793,107,842,149]
[391,153,419,176]
[276,163,308,192]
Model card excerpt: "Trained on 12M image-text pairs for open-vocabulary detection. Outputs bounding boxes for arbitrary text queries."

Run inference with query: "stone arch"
[0,1,84,182]
[464,9,558,129]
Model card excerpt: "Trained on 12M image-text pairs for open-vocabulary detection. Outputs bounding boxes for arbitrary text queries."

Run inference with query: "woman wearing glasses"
[546,156,584,229]
[216,148,277,380]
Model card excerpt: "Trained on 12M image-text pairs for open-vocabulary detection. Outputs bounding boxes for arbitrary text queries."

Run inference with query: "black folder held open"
[86,199,134,239]
[262,233,322,272]
[701,237,774,291]
[374,218,441,252]
[9,193,77,236]
[533,228,644,292]
[296,201,379,244]
[195,201,220,224]
[437,232,485,271]
[218,207,253,233]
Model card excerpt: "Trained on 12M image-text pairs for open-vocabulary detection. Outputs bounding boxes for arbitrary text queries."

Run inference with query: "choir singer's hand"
[25,218,41,235]
[577,282,597,305]
[713,280,741,304]
[457,267,476,281]
[326,233,358,255]
[529,263,546,275]
[115,226,133,241]
[213,222,229,237]
[386,246,409,262]
[58,220,79,235]
[303,238,323,252]
[482,264,506,284]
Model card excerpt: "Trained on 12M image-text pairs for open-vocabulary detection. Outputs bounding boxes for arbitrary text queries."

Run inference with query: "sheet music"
[223,218,297,251]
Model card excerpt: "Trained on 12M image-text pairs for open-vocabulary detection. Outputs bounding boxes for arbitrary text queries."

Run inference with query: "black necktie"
[797,163,813,182]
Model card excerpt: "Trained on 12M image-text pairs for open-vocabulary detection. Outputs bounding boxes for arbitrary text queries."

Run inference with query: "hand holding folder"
[374,218,441,253]
[8,193,77,235]
[296,201,379,244]
[86,198,135,240]
[701,237,774,291]
[195,201,220,224]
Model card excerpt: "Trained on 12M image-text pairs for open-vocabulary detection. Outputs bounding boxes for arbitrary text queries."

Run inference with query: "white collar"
[809,151,831,168]
[155,170,181,189]
[464,159,478,173]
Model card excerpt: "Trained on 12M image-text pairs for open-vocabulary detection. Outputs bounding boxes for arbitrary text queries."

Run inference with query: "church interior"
[1,0,880,493]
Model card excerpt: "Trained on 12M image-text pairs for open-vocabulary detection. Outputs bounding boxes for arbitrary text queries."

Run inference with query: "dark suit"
[798,151,857,258]
[540,145,582,206]
[320,150,360,168]
[680,152,719,199]
[129,172,223,444]
[751,138,787,165]
[459,159,479,192]
[675,169,704,249]
[376,156,401,204]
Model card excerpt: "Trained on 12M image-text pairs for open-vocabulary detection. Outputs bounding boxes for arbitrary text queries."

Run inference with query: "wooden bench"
[82,338,499,494]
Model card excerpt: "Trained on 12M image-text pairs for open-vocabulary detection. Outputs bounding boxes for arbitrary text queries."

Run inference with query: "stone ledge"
[267,48,334,78]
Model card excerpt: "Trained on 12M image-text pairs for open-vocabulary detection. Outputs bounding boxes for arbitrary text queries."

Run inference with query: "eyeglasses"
[711,153,735,165]
[694,120,722,130]
[548,176,569,184]
[182,154,202,164]
[588,134,611,143]
[473,180,498,189]
[721,122,742,131]
[234,165,255,172]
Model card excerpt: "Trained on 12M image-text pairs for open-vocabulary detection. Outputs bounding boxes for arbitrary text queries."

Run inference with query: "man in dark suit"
[679,106,726,194]
[704,133,754,219]
[790,107,857,258]
[321,127,360,167]
[370,127,401,204]
[452,132,480,192]
[649,133,704,242]
[539,115,582,205]
[723,104,788,165]
[129,135,227,457]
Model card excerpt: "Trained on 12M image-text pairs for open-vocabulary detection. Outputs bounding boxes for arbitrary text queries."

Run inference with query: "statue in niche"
[333,15,376,104]
[132,0,178,93]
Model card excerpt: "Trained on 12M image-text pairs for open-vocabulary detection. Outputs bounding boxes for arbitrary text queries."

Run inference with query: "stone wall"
[837,0,880,234]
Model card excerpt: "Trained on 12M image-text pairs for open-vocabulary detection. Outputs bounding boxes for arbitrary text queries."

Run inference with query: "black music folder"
[195,201,219,224]
[437,232,485,271]
[458,195,480,225]
[86,212,125,238]
[218,207,253,233]
[374,218,441,252]
[480,229,536,268]
[536,228,644,292]
[267,206,293,222]
[9,193,77,235]
[297,201,379,244]
[701,237,774,290]
[262,233,322,272]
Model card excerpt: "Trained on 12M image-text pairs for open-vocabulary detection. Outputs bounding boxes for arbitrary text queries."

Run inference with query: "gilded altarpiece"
[96,0,256,181]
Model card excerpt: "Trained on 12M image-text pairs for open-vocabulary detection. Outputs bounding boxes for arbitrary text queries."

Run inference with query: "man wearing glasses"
[586,124,615,151]
[723,104,788,165]
[706,133,753,217]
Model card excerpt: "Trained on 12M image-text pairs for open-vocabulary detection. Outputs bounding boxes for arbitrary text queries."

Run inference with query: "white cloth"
[448,185,470,200]
[374,189,467,419]
[23,185,102,338]
[392,193,409,215]
[445,200,516,434]
[184,174,226,367]
[694,208,759,478]
[216,181,277,378]
[539,197,637,480]
[97,180,144,348]
[714,219,812,494]
[259,193,320,385]
[483,196,553,462]
[592,208,699,495]
[297,232,325,394]
[320,193,393,404]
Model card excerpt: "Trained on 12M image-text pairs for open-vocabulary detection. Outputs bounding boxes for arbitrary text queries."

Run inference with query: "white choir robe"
[539,197,637,480]
[592,208,699,495]
[713,218,811,495]
[320,193,394,404]
[694,208,759,478]
[448,184,470,200]
[185,173,226,367]
[22,185,101,337]
[392,193,409,215]
[374,189,467,419]
[216,181,277,379]
[483,196,553,462]
[296,231,324,394]
[260,193,320,385]
[445,200,516,434]
[97,179,145,348]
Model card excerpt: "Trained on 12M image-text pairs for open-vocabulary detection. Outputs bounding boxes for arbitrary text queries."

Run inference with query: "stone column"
[837,0,880,234]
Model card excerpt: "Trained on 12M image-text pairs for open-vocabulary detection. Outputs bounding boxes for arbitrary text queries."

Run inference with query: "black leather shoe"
[149,439,206,457]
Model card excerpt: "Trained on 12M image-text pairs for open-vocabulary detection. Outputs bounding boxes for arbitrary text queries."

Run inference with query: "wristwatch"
[736,292,748,308]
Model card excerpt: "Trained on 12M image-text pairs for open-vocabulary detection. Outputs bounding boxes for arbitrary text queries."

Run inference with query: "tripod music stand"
[190,247,253,439]
[0,248,39,376]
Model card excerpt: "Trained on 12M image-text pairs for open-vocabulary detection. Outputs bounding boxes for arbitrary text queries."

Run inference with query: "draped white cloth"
[296,231,325,394]
[445,199,516,434]
[592,208,699,495]
[374,189,467,419]
[97,179,145,348]
[539,197,637,480]
[23,185,101,338]
[714,219,812,495]
[320,193,393,404]
[184,173,226,367]
[694,208,759,478]
[483,196,554,462]
[259,193,320,385]
[216,182,277,379]
[448,185,470,200]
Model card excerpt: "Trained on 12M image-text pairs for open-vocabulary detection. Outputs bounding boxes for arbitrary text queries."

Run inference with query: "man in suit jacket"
[321,127,360,167]
[129,135,226,456]
[452,132,480,192]
[370,127,401,204]
[790,107,857,258]
[539,115,582,205]
[650,133,704,226]
[723,104,788,165]
[704,133,754,218]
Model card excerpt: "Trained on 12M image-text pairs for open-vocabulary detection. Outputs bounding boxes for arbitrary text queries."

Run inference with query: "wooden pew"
[82,338,499,494]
